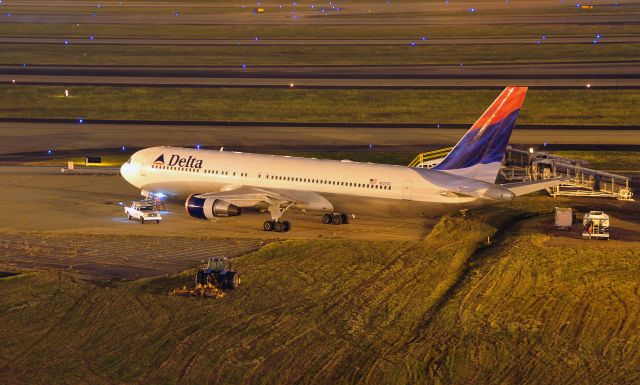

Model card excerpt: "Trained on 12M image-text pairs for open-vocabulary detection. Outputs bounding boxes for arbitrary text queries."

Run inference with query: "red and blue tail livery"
[433,86,528,183]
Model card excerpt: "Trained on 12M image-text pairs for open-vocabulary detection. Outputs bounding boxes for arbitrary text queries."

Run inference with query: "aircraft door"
[402,180,413,200]
[139,155,151,176]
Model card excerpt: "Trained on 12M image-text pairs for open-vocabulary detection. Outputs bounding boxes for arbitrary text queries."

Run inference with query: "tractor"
[195,257,239,290]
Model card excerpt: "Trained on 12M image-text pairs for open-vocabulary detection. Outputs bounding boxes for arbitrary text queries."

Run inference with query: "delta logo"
[153,154,203,169]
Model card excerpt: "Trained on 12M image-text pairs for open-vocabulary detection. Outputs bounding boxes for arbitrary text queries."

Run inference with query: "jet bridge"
[501,147,634,201]
[411,146,634,201]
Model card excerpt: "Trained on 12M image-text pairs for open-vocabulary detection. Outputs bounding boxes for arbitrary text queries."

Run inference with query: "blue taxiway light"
[47,149,53,155]
[79,118,84,124]
[469,7,476,12]
[121,146,126,151]
[196,144,201,149]
[421,36,427,41]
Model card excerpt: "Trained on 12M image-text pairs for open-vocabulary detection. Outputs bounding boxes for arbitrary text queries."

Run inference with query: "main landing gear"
[322,213,349,225]
[263,220,291,233]
[263,203,292,232]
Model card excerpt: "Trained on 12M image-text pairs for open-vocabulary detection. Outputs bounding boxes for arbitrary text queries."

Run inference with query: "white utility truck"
[125,201,162,224]
[582,211,609,240]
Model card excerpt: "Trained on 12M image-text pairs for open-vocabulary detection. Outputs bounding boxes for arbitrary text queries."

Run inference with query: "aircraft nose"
[120,162,131,183]
[485,185,515,201]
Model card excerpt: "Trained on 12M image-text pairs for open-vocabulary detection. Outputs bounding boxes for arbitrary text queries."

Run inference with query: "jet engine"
[185,194,241,219]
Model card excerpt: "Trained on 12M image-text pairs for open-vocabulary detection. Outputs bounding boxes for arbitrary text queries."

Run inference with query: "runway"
[1,121,639,155]
[3,36,640,46]
[3,61,639,88]
[5,11,640,26]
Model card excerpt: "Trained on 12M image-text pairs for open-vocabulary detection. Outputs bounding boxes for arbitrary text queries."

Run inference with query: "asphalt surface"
[3,36,640,46]
[2,62,639,88]
[4,12,640,26]
[1,122,639,155]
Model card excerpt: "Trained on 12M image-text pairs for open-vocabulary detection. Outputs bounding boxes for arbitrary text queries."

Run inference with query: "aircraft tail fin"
[433,86,528,183]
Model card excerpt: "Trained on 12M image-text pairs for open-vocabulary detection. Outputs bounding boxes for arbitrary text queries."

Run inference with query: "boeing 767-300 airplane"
[120,86,559,232]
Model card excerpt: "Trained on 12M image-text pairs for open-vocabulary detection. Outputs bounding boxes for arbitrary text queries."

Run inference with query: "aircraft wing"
[501,178,566,197]
[194,186,298,207]
[194,185,334,211]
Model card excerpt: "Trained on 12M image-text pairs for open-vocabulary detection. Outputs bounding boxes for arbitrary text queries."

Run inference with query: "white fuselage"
[120,146,513,217]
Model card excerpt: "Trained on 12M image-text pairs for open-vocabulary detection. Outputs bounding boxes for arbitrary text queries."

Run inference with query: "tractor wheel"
[340,214,349,224]
[274,221,285,232]
[140,218,145,224]
[156,220,160,224]
[227,272,239,289]
[322,214,332,224]
[332,214,343,225]
[263,220,274,231]
[127,214,131,220]
[283,221,291,232]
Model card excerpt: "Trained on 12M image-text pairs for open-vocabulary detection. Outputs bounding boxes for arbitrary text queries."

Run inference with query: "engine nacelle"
[185,194,241,219]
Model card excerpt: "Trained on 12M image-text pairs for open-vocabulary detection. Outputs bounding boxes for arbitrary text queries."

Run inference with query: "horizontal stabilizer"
[501,178,565,197]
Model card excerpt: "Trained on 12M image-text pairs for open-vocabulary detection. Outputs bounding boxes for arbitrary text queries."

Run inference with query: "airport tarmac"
[5,9,640,26]
[0,166,435,277]
[4,36,640,46]
[0,167,436,239]
[3,61,638,88]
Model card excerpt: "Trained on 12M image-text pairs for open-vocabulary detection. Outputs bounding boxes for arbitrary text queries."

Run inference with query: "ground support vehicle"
[582,211,610,240]
[124,201,162,224]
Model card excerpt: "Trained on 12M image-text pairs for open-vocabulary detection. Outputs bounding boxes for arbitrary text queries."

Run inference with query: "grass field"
[2,86,640,126]
[555,151,640,171]
[1,199,639,384]
[2,42,638,66]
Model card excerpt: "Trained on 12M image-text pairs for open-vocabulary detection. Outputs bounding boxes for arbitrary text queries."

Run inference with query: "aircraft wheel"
[274,221,285,233]
[322,214,332,224]
[332,214,343,225]
[263,220,275,231]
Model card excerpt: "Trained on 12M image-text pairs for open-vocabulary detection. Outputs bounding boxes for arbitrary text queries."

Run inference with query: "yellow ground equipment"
[169,283,225,298]
[408,146,453,168]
